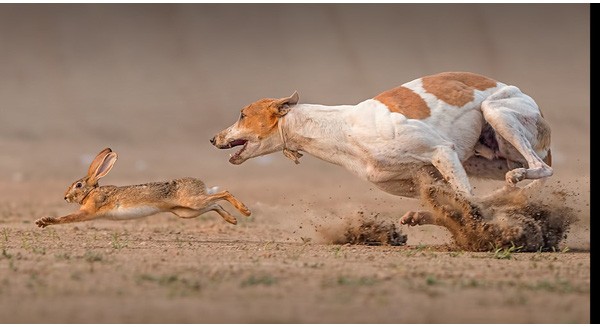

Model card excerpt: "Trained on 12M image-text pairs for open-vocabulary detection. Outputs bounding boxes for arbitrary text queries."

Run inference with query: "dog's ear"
[274,91,299,117]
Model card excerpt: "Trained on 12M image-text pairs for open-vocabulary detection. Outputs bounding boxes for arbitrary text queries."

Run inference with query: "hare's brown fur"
[36,148,251,228]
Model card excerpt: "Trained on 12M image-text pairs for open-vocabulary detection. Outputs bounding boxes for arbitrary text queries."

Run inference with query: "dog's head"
[211,92,299,164]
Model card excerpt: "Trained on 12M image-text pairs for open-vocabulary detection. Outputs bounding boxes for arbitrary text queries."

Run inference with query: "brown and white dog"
[211,72,552,224]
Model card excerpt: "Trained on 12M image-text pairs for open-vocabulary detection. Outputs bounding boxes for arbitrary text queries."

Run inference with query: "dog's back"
[371,72,551,183]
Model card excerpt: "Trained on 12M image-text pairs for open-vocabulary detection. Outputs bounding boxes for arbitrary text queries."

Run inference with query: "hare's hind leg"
[171,204,238,225]
[207,204,238,225]
[206,191,251,217]
[172,189,249,225]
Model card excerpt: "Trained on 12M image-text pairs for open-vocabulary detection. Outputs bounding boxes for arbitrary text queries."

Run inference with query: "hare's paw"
[240,205,251,217]
[222,214,238,225]
[35,216,57,228]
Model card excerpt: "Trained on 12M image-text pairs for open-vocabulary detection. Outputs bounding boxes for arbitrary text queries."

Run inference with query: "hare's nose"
[210,137,216,145]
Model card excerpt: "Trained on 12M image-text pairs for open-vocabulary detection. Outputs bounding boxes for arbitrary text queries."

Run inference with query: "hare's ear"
[86,148,117,183]
[87,148,113,177]
[91,152,118,182]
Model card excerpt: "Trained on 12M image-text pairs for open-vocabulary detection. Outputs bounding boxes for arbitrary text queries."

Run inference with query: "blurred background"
[0,4,589,216]
[0,6,590,322]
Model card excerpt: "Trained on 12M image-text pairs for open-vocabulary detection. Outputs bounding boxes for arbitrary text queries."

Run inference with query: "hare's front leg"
[35,216,59,228]
[35,210,95,228]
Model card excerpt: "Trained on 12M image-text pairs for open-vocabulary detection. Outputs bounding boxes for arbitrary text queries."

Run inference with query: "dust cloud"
[416,172,577,252]
[311,170,578,252]
[318,211,407,246]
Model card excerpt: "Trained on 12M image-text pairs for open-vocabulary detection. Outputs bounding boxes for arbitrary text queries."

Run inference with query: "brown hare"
[35,147,251,228]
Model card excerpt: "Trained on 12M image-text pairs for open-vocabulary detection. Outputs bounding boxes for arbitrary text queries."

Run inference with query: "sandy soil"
[0,4,590,323]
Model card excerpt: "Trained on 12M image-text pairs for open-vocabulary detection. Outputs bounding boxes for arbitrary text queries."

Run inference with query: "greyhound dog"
[210,72,552,224]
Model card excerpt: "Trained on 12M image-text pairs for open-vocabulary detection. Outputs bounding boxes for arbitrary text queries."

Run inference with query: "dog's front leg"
[400,210,435,226]
[370,177,440,226]
[430,145,473,196]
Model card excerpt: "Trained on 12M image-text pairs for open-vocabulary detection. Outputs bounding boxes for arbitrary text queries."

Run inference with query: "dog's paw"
[35,216,57,228]
[400,211,433,226]
[506,168,527,186]
[400,211,417,226]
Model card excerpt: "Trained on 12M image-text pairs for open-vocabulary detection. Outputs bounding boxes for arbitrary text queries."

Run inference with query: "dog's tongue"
[228,139,246,148]
[228,140,248,163]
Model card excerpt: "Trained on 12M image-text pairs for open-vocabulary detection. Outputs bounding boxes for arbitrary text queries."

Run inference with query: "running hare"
[35,148,251,228]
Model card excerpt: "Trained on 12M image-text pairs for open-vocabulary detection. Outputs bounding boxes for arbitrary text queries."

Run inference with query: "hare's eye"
[75,182,83,188]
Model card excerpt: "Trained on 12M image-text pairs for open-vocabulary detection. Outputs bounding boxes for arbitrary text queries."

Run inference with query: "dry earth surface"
[0,4,590,323]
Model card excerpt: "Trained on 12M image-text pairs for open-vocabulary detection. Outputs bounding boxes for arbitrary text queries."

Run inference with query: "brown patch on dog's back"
[422,72,498,107]
[374,86,430,119]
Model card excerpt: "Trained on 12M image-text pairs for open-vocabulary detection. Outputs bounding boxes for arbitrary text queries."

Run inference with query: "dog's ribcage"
[341,83,506,177]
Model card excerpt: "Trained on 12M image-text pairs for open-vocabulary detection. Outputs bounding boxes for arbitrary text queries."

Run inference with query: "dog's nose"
[64,196,67,200]
[210,137,216,145]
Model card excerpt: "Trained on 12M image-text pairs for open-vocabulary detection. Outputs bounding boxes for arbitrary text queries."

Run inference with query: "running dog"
[210,72,552,224]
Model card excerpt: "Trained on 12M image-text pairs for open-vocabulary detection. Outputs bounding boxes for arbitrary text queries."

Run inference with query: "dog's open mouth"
[227,139,248,163]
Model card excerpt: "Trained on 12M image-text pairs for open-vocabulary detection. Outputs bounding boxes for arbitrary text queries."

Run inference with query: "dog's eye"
[75,182,83,188]
[240,112,246,119]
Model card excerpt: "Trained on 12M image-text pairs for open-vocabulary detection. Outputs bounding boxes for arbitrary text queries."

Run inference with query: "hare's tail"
[207,186,220,195]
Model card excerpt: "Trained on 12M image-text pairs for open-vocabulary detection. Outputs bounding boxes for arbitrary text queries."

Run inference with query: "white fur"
[104,205,161,220]
[280,100,480,195]
[215,80,552,199]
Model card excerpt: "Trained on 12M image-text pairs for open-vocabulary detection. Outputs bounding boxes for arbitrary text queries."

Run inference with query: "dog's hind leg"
[477,177,548,209]
[481,86,553,186]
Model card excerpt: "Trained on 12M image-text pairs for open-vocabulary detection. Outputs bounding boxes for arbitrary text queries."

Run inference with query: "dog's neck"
[279,103,367,170]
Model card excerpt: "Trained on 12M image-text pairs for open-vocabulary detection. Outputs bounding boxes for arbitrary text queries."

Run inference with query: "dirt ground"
[0,4,590,323]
